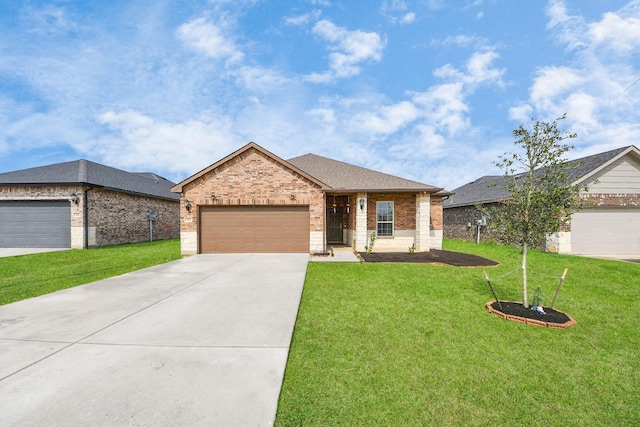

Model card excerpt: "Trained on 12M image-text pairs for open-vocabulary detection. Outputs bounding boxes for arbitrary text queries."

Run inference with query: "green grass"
[276,239,640,426]
[0,239,181,305]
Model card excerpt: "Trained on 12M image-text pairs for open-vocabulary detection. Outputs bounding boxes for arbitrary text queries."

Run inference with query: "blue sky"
[1,0,639,189]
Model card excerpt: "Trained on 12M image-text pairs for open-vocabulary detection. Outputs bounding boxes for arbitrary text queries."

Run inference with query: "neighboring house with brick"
[0,160,180,249]
[444,145,640,257]
[171,142,449,255]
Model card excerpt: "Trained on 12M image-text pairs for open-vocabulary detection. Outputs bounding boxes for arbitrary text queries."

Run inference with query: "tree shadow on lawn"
[358,249,499,267]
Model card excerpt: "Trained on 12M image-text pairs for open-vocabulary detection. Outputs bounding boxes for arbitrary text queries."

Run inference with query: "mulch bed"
[358,249,499,267]
[486,301,576,328]
[490,301,570,323]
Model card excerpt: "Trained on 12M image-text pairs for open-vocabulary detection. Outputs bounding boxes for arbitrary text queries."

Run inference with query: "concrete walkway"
[0,253,309,426]
[309,246,360,262]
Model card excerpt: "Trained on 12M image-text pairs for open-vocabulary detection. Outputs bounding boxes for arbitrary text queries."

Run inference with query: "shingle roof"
[287,153,443,193]
[444,145,638,208]
[0,159,179,201]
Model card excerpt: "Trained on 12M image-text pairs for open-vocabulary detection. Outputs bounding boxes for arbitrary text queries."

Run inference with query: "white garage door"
[0,200,71,248]
[571,208,640,256]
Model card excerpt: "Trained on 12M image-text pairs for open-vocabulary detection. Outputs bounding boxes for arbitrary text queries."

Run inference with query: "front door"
[327,208,343,244]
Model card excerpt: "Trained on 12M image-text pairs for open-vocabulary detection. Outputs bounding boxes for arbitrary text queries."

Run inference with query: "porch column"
[354,192,368,252]
[415,192,431,251]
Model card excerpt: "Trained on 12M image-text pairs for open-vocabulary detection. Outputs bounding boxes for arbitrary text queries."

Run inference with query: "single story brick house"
[0,159,180,249]
[444,145,640,257]
[171,142,449,255]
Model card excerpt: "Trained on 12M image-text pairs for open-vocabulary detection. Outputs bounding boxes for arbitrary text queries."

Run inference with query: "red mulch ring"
[358,249,498,267]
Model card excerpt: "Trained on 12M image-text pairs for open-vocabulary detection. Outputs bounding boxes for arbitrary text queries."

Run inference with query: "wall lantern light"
[184,199,192,212]
[70,193,80,205]
[290,194,295,200]
[211,192,216,200]
[359,198,366,210]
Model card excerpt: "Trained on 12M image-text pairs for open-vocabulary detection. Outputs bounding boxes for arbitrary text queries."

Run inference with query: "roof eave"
[326,186,444,193]
[573,145,640,186]
[444,197,502,208]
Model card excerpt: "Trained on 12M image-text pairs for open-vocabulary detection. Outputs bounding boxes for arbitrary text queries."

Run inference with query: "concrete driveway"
[0,253,308,426]
[0,248,70,258]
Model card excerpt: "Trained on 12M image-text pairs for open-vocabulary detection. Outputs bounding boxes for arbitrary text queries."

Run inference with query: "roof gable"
[287,153,443,193]
[0,159,179,200]
[444,145,640,208]
[171,142,330,193]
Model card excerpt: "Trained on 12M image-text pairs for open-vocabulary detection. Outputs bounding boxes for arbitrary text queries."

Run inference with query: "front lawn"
[276,240,639,426]
[0,239,181,305]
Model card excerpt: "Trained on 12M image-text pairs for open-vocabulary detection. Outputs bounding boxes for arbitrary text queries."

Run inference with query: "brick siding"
[88,188,179,246]
[1,184,179,247]
[366,193,416,230]
[179,147,324,235]
[430,195,444,231]
[581,193,640,207]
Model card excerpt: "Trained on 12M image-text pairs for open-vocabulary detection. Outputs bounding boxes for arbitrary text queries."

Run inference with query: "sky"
[1,0,639,190]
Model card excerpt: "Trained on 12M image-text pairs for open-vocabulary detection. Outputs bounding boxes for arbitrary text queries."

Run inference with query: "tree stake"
[483,270,502,310]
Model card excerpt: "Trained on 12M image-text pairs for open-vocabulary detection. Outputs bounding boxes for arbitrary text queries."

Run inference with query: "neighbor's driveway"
[0,253,308,426]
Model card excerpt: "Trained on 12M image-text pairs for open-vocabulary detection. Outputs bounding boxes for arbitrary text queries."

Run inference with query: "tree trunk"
[522,242,529,308]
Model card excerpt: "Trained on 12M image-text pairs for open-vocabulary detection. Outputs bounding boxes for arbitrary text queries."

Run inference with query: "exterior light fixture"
[290,194,295,200]
[184,199,192,212]
[359,198,366,210]
[211,193,216,200]
[70,193,80,205]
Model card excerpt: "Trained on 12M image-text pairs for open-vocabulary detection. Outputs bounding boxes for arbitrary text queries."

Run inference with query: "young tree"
[486,115,585,308]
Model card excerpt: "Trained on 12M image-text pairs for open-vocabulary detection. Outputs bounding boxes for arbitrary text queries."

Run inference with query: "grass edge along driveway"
[0,239,181,306]
[276,240,640,426]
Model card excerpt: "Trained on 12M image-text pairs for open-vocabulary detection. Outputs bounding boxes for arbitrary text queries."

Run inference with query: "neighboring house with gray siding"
[444,145,640,257]
[0,160,180,249]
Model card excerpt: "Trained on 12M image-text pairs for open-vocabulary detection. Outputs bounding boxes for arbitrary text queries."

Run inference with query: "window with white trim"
[376,201,394,237]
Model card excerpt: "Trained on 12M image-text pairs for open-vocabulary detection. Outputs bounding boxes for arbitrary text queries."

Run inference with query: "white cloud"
[464,50,505,86]
[309,0,332,6]
[400,13,416,24]
[21,4,79,35]
[97,110,238,176]
[508,103,533,122]
[232,66,290,92]
[284,10,322,26]
[412,82,469,136]
[306,20,385,82]
[546,0,587,51]
[589,10,640,54]
[529,66,583,108]
[176,17,244,64]
[350,101,420,135]
[380,0,416,24]
[431,34,491,50]
[515,1,640,152]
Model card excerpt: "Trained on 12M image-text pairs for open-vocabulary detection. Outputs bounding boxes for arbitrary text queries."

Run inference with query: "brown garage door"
[200,205,310,253]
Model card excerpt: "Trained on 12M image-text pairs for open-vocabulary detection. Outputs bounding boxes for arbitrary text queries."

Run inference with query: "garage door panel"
[571,208,640,255]
[200,205,309,253]
[0,201,71,248]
